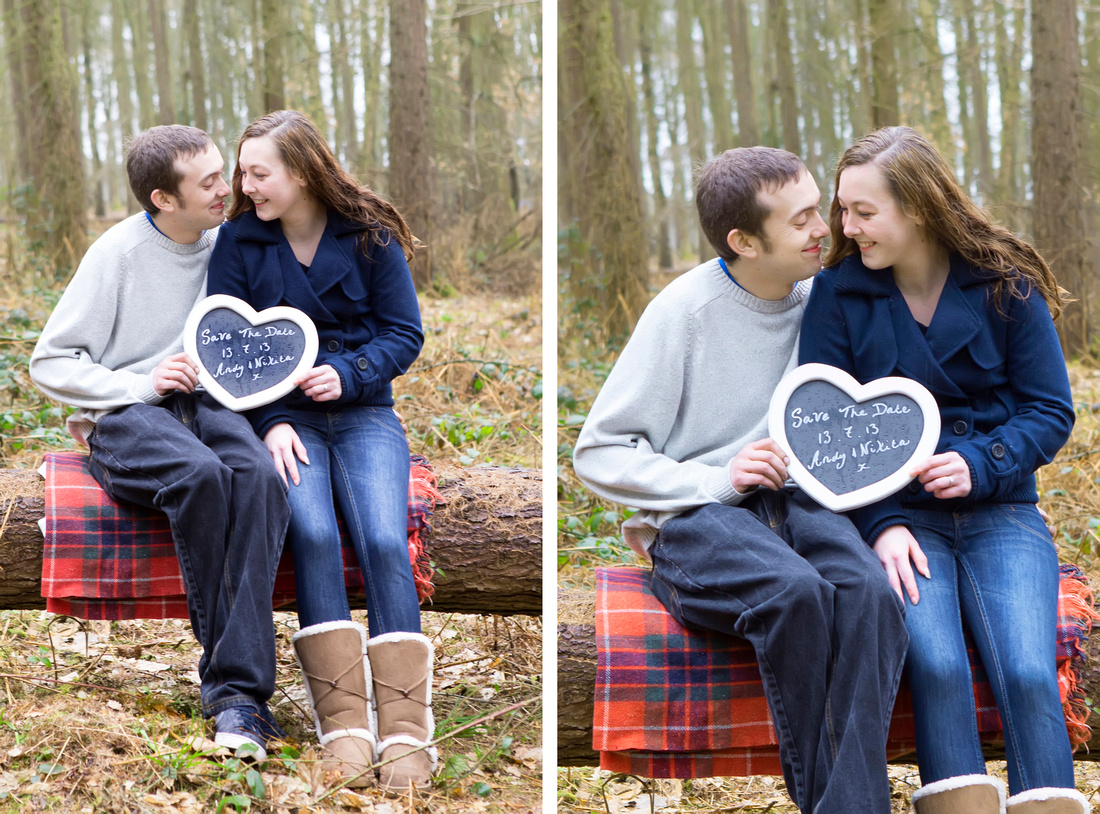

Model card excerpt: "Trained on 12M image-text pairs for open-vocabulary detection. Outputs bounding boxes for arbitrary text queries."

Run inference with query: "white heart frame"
[767,363,941,512]
[183,294,319,412]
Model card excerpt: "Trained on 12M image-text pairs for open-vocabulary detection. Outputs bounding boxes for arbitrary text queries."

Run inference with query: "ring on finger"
[947,476,955,486]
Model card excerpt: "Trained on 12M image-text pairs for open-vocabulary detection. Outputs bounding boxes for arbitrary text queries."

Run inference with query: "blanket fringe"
[1057,563,1099,750]
[408,454,442,604]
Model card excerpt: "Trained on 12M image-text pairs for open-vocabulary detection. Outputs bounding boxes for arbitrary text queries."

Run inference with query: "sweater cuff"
[138,377,163,405]
[713,461,749,506]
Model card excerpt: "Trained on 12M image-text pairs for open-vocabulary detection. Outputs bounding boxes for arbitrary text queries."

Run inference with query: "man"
[30,125,289,760]
[573,147,908,813]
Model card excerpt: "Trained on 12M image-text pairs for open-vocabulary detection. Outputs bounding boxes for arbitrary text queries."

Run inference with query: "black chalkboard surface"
[768,363,941,511]
[183,295,319,412]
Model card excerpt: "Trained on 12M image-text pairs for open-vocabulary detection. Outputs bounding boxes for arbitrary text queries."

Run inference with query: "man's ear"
[150,189,174,213]
[726,228,759,260]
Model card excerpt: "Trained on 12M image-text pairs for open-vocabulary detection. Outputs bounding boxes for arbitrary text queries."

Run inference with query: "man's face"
[164,144,231,233]
[753,170,829,284]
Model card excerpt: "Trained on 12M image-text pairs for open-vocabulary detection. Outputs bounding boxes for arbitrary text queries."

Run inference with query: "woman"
[800,127,1087,814]
[207,110,433,793]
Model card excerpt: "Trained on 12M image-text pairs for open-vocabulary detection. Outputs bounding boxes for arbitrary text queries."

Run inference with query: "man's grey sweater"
[30,213,217,444]
[573,258,810,557]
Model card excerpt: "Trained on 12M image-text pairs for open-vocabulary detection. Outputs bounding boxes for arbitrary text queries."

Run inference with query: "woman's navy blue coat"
[799,254,1074,544]
[207,209,424,437]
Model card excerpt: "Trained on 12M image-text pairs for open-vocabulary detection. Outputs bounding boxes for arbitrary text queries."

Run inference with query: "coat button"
[907,481,921,494]
[327,340,340,352]
[356,357,369,371]
[952,420,967,435]
[991,443,1006,460]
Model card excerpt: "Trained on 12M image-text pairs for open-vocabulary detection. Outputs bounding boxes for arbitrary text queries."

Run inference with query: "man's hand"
[729,438,790,493]
[873,525,930,604]
[911,451,971,499]
[263,422,309,487]
[152,353,199,396]
[297,365,342,402]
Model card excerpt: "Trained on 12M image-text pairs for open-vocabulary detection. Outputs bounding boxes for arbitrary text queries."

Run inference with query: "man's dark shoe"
[214,706,268,761]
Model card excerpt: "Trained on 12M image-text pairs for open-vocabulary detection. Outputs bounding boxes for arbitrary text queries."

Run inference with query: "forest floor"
[557,266,1100,811]
[0,257,544,812]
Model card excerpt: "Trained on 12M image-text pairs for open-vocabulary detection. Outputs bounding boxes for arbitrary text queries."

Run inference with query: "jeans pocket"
[995,502,1054,545]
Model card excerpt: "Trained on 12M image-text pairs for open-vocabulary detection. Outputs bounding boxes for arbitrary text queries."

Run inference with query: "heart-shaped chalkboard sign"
[768,363,941,512]
[183,295,319,412]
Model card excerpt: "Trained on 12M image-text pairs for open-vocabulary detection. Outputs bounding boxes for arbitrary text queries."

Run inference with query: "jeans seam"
[958,554,1023,784]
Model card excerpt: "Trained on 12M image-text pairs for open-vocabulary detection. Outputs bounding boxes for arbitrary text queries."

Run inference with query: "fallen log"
[0,463,542,616]
[556,588,1100,765]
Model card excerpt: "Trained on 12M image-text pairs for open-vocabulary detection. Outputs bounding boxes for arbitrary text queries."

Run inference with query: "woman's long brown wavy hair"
[226,110,415,260]
[823,126,1068,320]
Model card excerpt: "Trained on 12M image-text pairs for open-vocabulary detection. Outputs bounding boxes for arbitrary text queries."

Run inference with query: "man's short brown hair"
[695,147,806,262]
[125,125,214,216]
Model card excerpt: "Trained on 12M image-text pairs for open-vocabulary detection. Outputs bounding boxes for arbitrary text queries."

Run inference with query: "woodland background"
[0,1,543,812]
[1,0,542,292]
[558,1,1100,810]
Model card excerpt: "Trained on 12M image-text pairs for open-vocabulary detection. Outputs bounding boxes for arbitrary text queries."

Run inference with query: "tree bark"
[389,0,434,290]
[1032,0,1088,355]
[867,0,899,128]
[148,0,175,124]
[0,465,541,616]
[725,0,759,147]
[556,589,1100,765]
[767,0,800,154]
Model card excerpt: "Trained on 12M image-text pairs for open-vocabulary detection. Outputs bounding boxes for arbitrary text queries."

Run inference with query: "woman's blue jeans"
[284,405,421,636]
[902,502,1075,795]
[650,491,907,814]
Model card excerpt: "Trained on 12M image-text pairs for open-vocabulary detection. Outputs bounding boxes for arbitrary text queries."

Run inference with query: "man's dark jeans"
[650,491,907,814]
[87,393,289,717]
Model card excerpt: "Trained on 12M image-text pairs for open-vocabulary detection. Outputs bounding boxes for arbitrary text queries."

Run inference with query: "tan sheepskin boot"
[367,632,437,795]
[912,774,1006,814]
[292,621,376,787]
[1006,788,1091,814]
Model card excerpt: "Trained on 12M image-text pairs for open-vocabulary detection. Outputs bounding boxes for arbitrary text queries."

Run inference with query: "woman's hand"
[263,422,309,486]
[297,365,342,402]
[911,451,971,499]
[873,525,930,604]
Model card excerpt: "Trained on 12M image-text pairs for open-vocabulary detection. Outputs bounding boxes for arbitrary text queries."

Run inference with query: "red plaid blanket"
[594,564,1095,779]
[40,450,440,621]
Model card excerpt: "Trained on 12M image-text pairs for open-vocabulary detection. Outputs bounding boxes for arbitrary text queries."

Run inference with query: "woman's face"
[835,162,926,273]
[237,136,308,223]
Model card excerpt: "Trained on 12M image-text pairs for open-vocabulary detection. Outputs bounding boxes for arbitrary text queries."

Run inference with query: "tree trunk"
[556,590,1100,764]
[0,465,541,616]
[638,6,672,271]
[963,0,993,203]
[725,0,759,146]
[699,1,733,152]
[767,0,800,154]
[184,0,208,131]
[80,7,106,219]
[993,0,1026,233]
[148,0,175,124]
[867,0,899,128]
[673,3,708,262]
[389,0,434,290]
[916,0,951,152]
[19,0,88,277]
[3,0,31,181]
[558,0,649,338]
[127,0,156,127]
[260,0,287,114]
[1032,0,1087,354]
